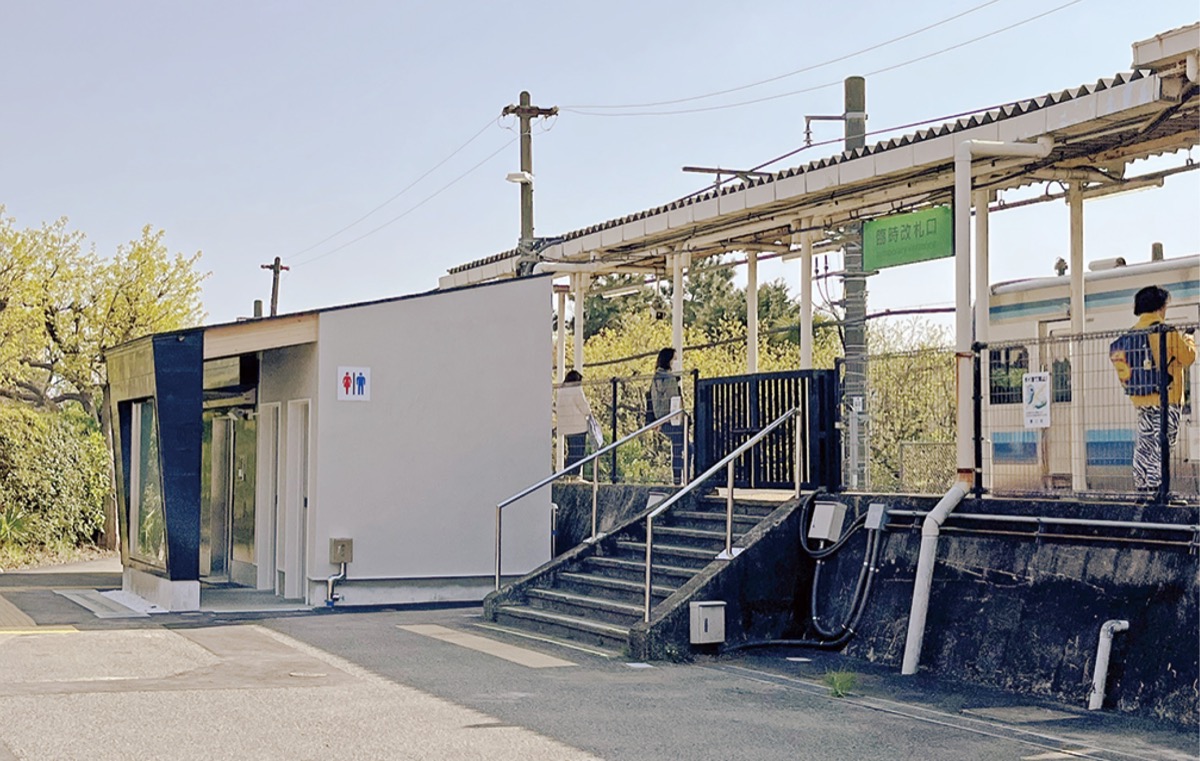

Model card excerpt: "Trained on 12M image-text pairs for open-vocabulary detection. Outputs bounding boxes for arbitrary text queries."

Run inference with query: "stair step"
[558,572,676,604]
[673,510,760,527]
[582,556,696,585]
[651,525,734,550]
[494,605,629,651]
[613,540,717,569]
[526,588,644,626]
[697,496,778,517]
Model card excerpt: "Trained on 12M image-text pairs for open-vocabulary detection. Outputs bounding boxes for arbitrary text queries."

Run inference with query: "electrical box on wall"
[689,601,726,644]
[809,501,848,543]
[329,538,353,564]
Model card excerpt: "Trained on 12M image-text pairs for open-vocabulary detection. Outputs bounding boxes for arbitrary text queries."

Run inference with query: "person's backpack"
[1109,329,1166,396]
[644,387,655,425]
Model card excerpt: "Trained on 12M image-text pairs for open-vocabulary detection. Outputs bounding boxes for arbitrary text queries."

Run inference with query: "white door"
[256,404,280,591]
[283,400,311,602]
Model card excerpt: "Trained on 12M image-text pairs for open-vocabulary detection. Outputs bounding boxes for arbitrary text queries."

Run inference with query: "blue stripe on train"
[1085,428,1134,467]
[991,428,1135,465]
[989,279,1199,321]
[992,431,1038,463]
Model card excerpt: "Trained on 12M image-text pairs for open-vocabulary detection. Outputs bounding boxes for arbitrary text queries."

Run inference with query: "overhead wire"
[291,137,517,268]
[563,0,1083,118]
[289,117,500,258]
[565,0,1005,110]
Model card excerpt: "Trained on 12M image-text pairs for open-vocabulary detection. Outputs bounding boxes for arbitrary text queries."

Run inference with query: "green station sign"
[863,205,953,270]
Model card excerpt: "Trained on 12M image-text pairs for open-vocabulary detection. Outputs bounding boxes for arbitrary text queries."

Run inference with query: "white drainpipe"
[1088,619,1130,710]
[902,136,1053,678]
[900,481,967,675]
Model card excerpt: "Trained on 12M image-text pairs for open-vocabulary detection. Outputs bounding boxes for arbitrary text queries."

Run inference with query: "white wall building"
[106,276,552,611]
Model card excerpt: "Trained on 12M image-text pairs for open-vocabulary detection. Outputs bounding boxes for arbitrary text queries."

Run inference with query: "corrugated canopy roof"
[443,43,1199,289]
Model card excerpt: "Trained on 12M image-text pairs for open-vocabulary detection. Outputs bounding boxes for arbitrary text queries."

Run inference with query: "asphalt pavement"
[0,561,1195,761]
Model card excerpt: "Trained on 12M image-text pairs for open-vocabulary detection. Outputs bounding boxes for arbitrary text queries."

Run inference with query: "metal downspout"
[1088,619,1130,710]
[900,482,967,675]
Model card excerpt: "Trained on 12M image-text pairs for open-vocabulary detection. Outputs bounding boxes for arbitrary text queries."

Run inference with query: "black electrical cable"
[810,526,880,640]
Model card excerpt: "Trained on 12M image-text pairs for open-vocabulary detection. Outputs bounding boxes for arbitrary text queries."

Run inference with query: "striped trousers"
[1133,405,1181,491]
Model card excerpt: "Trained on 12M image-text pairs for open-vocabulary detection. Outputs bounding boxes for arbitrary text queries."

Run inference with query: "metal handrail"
[641,405,805,621]
[494,409,690,591]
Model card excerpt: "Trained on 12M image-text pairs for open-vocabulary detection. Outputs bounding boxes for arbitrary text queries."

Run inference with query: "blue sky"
[1,1,1196,325]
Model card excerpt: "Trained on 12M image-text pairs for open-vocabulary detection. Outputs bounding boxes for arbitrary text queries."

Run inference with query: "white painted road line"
[398,624,576,668]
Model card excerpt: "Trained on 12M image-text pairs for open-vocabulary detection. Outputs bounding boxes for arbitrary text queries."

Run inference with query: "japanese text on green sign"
[863,206,953,271]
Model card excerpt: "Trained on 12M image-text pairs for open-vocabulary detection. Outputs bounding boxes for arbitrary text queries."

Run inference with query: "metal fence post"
[972,342,984,499]
[610,376,619,483]
[1157,327,1170,505]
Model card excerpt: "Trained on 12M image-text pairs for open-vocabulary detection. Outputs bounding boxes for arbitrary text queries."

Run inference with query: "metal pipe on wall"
[1088,619,1130,710]
[901,482,967,675]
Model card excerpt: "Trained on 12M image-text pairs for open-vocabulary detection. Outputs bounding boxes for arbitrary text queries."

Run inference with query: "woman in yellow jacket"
[1114,286,1197,492]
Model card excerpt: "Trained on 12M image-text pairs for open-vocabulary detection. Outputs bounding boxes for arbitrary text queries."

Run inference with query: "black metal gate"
[694,370,840,491]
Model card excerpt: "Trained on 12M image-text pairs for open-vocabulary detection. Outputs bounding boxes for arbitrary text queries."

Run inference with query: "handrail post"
[724,461,735,556]
[794,406,803,499]
[644,516,654,622]
[494,504,502,592]
[591,475,599,541]
[683,411,691,483]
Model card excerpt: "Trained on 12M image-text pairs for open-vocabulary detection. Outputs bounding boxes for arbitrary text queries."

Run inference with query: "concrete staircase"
[486,494,780,654]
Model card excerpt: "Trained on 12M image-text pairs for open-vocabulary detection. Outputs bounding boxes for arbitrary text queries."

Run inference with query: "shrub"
[0,404,108,548]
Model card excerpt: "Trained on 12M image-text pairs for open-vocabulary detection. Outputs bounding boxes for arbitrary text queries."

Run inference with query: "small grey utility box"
[689,601,726,644]
[329,538,353,564]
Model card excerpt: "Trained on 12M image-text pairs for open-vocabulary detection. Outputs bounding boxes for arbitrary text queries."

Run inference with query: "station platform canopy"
[441,23,1199,290]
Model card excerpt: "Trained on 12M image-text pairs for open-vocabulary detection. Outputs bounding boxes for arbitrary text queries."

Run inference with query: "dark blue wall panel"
[152,333,203,581]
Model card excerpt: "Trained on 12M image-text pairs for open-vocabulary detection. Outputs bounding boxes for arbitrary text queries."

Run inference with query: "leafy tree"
[0,209,207,548]
[0,404,108,550]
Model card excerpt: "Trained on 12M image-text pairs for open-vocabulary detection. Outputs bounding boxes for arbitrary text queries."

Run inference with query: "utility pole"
[260,256,289,316]
[502,91,558,253]
[841,76,870,490]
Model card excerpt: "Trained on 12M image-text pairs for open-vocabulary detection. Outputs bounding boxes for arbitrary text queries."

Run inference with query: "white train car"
[984,254,1199,496]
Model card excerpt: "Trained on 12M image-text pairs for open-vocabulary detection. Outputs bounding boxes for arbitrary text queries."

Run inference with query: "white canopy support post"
[1068,183,1087,491]
[973,191,990,492]
[672,251,685,363]
[954,138,1053,487]
[973,190,990,346]
[555,287,567,383]
[573,272,589,372]
[798,223,814,370]
[747,250,759,374]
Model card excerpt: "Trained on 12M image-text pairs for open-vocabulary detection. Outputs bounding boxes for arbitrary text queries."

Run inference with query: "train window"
[989,346,1028,404]
[1052,358,1071,403]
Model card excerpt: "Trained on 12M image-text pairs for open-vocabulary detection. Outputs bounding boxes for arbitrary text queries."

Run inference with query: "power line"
[563,0,1083,118]
[565,0,1005,110]
[291,137,517,268]
[668,102,1012,205]
[290,118,499,258]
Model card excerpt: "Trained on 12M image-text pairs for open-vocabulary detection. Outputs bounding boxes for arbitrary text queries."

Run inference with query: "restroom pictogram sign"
[337,367,371,401]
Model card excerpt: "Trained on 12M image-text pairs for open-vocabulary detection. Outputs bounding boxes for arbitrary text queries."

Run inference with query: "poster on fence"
[1022,372,1051,428]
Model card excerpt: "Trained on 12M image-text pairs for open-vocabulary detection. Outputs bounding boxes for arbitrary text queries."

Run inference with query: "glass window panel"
[131,401,166,566]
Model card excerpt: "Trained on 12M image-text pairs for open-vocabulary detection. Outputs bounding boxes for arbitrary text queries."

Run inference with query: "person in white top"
[557,370,592,476]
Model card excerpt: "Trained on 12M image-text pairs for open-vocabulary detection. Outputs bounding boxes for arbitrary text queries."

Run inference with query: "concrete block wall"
[829,495,1199,727]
